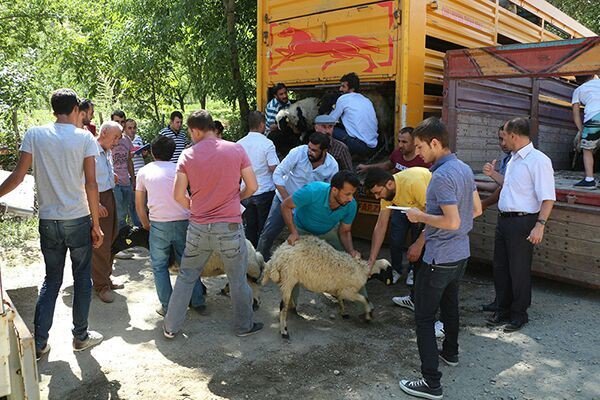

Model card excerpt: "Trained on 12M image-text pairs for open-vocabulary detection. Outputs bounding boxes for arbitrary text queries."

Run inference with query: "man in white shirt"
[486,117,555,333]
[572,74,600,189]
[256,132,339,261]
[328,72,378,157]
[237,111,280,247]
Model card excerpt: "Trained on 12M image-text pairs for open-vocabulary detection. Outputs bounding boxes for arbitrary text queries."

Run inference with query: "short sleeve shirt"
[177,138,251,224]
[571,79,600,122]
[423,154,476,265]
[237,132,279,195]
[293,181,357,235]
[389,150,431,171]
[136,161,190,222]
[19,123,98,220]
[380,167,432,210]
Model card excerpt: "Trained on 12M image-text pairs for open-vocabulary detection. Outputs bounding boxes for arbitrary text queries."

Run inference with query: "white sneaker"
[73,330,104,352]
[392,295,415,311]
[115,251,134,260]
[406,270,414,286]
[435,320,445,338]
[392,270,402,285]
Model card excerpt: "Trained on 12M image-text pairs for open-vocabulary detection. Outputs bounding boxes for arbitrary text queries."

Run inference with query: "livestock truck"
[256,0,598,287]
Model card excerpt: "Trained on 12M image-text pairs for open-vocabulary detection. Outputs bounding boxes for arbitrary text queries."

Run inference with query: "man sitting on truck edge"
[328,72,378,157]
[571,74,600,189]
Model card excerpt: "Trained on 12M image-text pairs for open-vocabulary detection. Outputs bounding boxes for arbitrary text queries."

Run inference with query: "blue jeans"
[333,126,374,157]
[128,190,141,227]
[242,191,275,248]
[415,259,468,388]
[164,222,254,334]
[390,211,421,275]
[35,215,93,351]
[113,184,133,230]
[257,196,285,261]
[149,220,205,310]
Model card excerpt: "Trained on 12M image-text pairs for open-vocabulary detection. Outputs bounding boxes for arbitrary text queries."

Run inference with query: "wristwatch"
[537,219,547,226]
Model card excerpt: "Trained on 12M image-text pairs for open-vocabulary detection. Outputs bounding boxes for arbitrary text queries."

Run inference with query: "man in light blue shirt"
[257,132,338,261]
[329,72,378,157]
[93,121,124,303]
[265,83,291,133]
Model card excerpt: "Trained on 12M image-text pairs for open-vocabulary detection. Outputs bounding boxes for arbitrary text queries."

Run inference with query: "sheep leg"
[279,283,295,340]
[340,290,373,322]
[338,299,350,320]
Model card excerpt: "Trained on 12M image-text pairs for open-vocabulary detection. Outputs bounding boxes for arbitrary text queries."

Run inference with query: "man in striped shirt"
[265,83,291,134]
[159,111,188,163]
[125,118,144,227]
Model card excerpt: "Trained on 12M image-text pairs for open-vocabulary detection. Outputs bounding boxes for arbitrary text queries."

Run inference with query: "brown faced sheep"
[261,235,392,339]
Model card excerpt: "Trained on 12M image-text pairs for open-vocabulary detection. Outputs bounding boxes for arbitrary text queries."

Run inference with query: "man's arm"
[281,196,300,245]
[0,152,32,197]
[572,103,583,132]
[368,207,391,266]
[356,160,393,173]
[127,152,135,188]
[240,166,258,200]
[527,199,554,245]
[173,172,190,209]
[83,156,104,248]
[483,159,504,186]
[338,222,359,257]
[135,190,150,231]
[481,186,501,210]
[476,181,499,192]
[406,204,461,231]
[473,190,483,218]
[407,230,426,262]
[272,149,297,199]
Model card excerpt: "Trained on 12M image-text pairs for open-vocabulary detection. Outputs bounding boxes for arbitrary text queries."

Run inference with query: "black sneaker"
[236,322,264,337]
[481,300,498,312]
[574,178,597,190]
[486,313,510,327]
[399,378,443,400]
[439,351,459,366]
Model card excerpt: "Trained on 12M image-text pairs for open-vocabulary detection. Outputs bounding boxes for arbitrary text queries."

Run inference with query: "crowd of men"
[6,68,590,399]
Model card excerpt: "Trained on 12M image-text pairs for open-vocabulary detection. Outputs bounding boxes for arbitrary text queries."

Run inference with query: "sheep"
[111,228,263,309]
[202,239,265,310]
[261,235,393,339]
[276,97,320,135]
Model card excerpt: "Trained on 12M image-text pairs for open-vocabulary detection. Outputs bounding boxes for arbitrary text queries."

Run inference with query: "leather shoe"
[486,313,509,327]
[481,301,498,312]
[503,320,527,333]
[110,282,125,290]
[98,288,114,303]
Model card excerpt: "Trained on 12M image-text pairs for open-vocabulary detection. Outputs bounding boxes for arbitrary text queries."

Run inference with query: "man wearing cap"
[314,115,353,171]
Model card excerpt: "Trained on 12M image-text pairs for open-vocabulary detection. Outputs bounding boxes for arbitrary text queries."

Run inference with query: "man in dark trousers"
[399,117,482,400]
[486,117,555,332]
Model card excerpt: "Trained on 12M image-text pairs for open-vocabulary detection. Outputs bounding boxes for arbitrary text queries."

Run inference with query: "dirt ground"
[2,239,599,400]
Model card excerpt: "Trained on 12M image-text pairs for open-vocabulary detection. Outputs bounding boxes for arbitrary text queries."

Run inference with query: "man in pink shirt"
[163,110,262,338]
[135,136,206,316]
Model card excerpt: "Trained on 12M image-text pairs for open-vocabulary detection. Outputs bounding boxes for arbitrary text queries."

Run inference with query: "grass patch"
[0,217,41,267]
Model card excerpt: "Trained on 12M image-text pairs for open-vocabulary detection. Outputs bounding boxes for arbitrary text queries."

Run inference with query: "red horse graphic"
[270,27,382,74]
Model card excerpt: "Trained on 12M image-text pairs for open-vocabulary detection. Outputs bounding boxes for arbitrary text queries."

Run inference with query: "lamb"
[202,239,265,310]
[275,97,320,135]
[261,235,392,339]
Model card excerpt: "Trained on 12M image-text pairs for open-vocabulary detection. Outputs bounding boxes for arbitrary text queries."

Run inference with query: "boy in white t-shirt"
[572,75,600,189]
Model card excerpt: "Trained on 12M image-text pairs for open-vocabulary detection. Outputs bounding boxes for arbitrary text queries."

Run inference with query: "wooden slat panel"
[498,8,542,43]
[425,49,444,85]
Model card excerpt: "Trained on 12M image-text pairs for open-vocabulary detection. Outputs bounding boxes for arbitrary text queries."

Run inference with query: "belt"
[498,211,538,218]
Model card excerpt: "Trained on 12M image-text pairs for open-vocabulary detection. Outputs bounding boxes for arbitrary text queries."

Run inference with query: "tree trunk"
[200,93,207,109]
[223,0,249,134]
[150,76,161,123]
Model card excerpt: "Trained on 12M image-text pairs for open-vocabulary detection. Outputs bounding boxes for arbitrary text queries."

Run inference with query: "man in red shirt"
[357,127,430,173]
[163,110,263,338]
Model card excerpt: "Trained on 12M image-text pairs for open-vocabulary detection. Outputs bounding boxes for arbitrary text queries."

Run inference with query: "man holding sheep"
[399,117,482,400]
[281,170,363,311]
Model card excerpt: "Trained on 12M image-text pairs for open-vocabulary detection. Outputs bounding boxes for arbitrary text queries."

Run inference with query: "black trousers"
[242,191,275,248]
[493,214,537,324]
[414,259,468,388]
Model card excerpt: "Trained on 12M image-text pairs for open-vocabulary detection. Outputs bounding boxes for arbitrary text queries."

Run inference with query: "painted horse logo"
[270,27,381,74]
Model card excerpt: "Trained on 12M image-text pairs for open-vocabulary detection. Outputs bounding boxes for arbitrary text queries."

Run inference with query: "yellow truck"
[257,0,594,136]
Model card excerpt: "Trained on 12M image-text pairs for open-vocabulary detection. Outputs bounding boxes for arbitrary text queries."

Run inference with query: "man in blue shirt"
[265,83,291,133]
[400,117,482,400]
[281,170,361,311]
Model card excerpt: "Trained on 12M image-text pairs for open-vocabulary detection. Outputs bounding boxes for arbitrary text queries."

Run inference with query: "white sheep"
[276,97,320,134]
[171,239,264,310]
[261,235,392,339]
